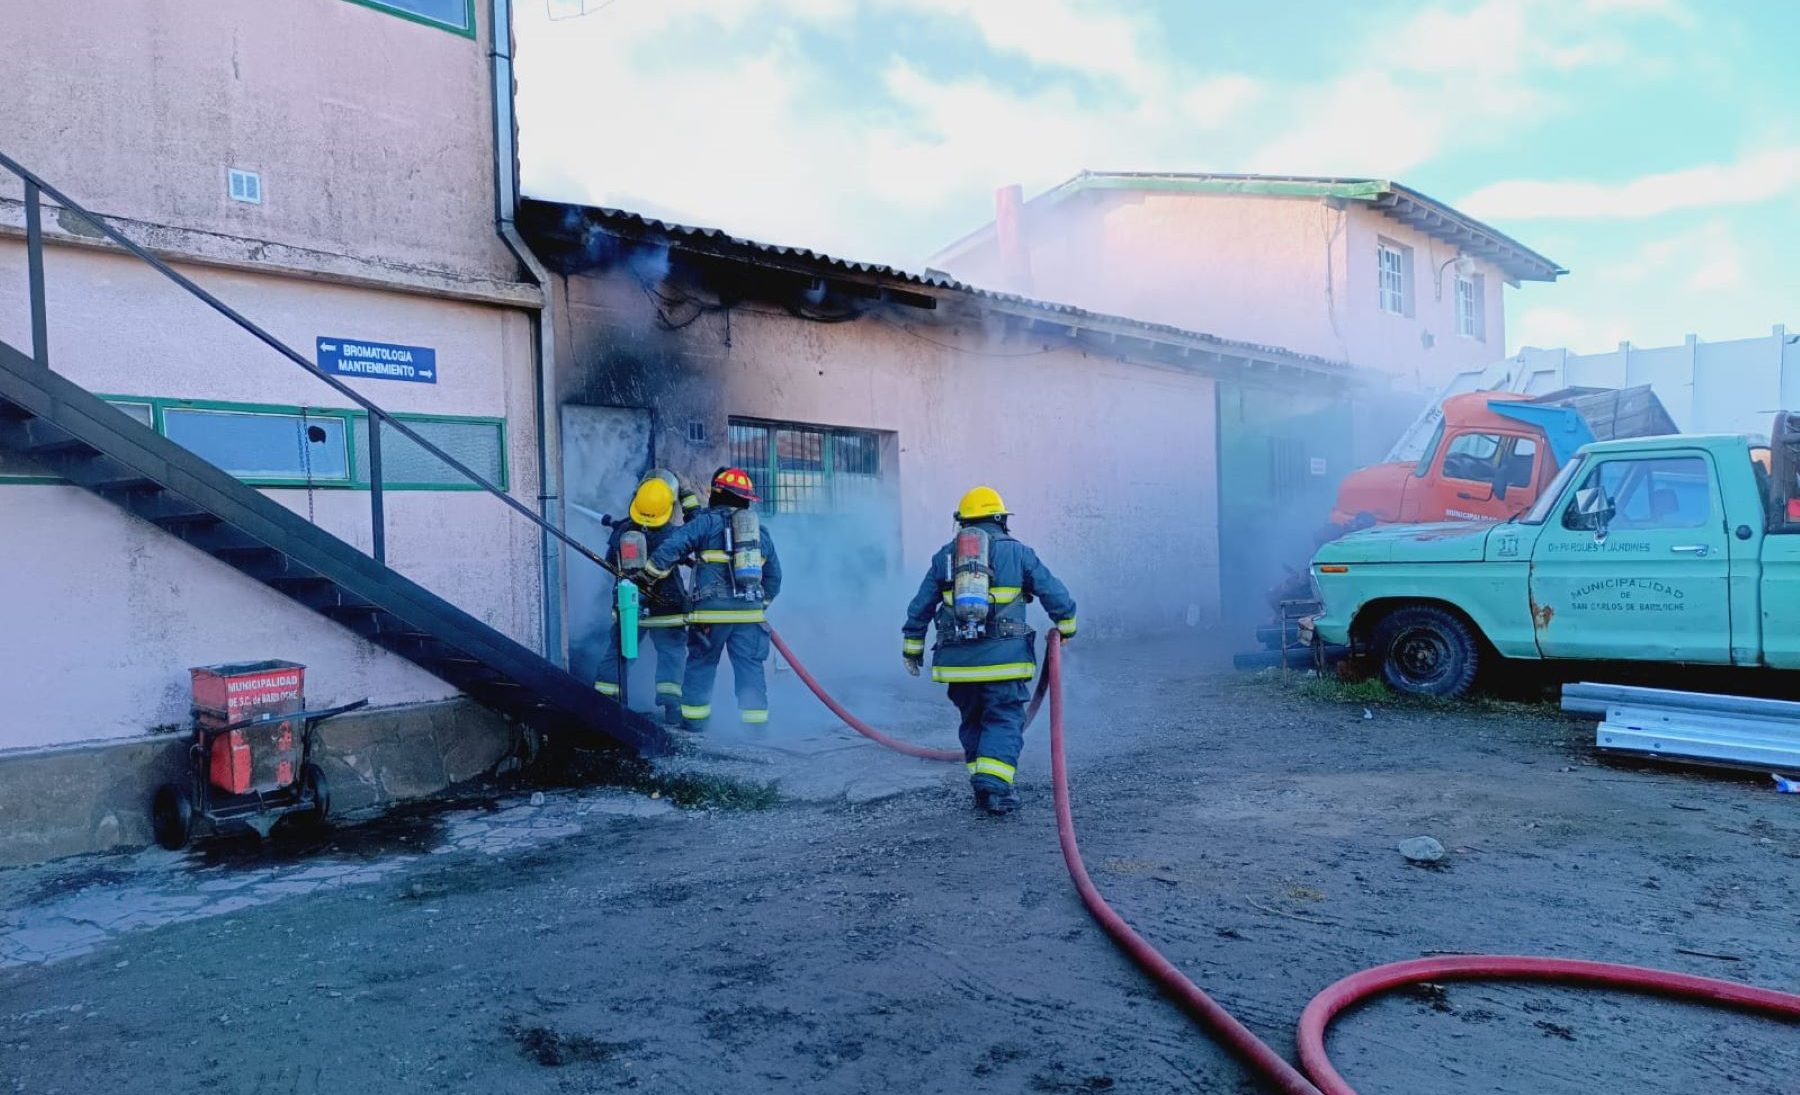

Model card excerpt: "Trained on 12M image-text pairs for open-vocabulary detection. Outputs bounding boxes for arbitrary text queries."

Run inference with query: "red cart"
[151,660,365,849]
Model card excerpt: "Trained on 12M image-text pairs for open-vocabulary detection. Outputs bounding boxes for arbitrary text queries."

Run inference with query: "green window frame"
[0,395,507,492]
[727,417,884,515]
[341,0,476,38]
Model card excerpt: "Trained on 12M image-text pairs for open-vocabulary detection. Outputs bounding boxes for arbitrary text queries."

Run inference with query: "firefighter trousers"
[947,679,1031,791]
[680,623,770,727]
[594,622,687,712]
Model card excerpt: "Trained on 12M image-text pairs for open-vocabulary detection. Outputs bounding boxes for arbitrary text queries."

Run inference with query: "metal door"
[561,405,654,681]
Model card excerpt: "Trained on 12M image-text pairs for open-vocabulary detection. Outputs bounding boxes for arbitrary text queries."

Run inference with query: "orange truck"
[1240,385,1677,666]
[1331,386,1677,528]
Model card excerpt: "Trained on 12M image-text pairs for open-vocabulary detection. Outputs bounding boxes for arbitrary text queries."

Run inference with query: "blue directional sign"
[317,337,437,384]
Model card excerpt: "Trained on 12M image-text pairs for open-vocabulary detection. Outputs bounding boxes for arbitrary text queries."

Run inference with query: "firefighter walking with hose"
[902,486,1076,815]
[594,470,693,725]
[643,467,782,731]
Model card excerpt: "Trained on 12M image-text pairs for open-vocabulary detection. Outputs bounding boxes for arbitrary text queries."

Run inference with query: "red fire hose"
[765,626,1048,763]
[770,626,1800,1094]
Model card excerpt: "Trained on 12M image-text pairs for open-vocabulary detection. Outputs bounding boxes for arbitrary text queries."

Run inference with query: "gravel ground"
[2,639,1797,1094]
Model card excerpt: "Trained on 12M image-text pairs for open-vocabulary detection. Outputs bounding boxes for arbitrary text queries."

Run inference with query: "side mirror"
[1567,487,1615,532]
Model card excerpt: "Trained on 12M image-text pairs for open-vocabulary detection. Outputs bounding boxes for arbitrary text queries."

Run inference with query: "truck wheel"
[152,784,192,851]
[1372,605,1479,699]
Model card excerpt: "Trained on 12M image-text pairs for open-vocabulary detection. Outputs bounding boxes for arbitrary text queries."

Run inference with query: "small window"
[1269,437,1308,500]
[1378,240,1412,316]
[343,0,475,36]
[162,407,350,484]
[227,168,262,205]
[109,401,155,428]
[352,416,507,489]
[1565,456,1712,530]
[1456,273,1486,340]
[1441,432,1503,483]
[1501,437,1537,490]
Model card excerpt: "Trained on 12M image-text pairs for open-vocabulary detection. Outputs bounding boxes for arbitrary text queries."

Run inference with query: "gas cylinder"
[728,509,764,600]
[952,526,992,638]
[617,528,648,575]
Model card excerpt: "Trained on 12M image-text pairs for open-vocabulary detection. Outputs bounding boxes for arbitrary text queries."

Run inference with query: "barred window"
[728,418,886,514]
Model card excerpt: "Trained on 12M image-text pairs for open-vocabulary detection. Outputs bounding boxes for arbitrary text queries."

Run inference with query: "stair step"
[149,511,218,530]
[94,476,165,495]
[0,401,30,421]
[239,556,319,582]
[25,436,95,458]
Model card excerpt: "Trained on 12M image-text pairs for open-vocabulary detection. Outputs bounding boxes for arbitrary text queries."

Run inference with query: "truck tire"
[1371,605,1479,699]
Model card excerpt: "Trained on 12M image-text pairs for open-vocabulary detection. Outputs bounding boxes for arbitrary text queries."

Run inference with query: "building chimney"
[994,184,1034,296]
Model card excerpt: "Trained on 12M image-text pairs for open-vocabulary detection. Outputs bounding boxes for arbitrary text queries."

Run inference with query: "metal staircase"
[0,155,669,757]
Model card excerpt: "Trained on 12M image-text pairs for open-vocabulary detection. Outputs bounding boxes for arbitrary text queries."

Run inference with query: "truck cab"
[1311,427,1790,697]
[1328,387,1675,527]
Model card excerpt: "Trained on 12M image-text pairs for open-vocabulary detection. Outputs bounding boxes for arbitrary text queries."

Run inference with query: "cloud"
[1248,0,1678,177]
[1461,148,1800,220]
[897,0,1162,95]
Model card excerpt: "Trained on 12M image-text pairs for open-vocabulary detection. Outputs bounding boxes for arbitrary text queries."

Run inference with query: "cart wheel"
[152,784,192,850]
[302,763,331,824]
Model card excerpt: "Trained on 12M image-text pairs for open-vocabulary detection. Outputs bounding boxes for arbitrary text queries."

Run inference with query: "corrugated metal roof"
[932,171,1567,284]
[521,199,1355,380]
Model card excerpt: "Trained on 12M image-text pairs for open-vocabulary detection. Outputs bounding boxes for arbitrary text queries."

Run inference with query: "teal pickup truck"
[1309,421,1800,697]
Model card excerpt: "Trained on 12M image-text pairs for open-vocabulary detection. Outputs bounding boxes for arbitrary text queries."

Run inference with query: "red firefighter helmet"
[711,467,760,502]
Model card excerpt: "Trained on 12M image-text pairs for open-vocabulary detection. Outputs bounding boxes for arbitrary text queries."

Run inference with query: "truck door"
[1529,450,1731,662]
[1433,430,1538,522]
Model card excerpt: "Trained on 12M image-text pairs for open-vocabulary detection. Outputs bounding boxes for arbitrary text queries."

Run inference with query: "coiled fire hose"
[767,626,1800,1094]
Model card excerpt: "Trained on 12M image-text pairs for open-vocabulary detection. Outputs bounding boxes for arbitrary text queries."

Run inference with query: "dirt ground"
[3,639,1798,1094]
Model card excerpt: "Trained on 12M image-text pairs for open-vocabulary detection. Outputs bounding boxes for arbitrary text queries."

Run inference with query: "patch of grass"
[505,1020,640,1066]
[1296,676,1393,705]
[650,769,782,811]
[519,745,781,811]
[1239,667,1557,716]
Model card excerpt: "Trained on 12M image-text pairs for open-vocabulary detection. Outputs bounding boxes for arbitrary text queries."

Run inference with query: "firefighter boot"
[983,785,1021,816]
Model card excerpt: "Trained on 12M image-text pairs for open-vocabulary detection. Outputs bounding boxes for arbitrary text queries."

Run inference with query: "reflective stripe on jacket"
[647,506,782,623]
[901,520,1076,683]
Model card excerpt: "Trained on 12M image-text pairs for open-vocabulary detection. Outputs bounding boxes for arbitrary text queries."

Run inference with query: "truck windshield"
[1519,455,1584,524]
[1413,421,1445,478]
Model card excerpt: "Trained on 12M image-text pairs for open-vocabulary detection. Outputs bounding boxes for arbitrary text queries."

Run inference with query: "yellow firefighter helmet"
[629,476,676,528]
[955,486,1011,521]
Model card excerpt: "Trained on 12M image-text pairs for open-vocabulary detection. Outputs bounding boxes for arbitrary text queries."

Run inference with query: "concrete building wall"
[1339,205,1506,389]
[554,266,1222,665]
[0,0,513,284]
[940,192,1508,393]
[0,1,554,758]
[0,242,545,749]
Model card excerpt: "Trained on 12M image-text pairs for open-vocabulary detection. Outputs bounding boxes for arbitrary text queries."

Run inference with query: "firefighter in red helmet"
[643,468,783,731]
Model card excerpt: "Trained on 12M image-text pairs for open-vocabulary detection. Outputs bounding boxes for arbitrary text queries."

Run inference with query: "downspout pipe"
[490,0,567,667]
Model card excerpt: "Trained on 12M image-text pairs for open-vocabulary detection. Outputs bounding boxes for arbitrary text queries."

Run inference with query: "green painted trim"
[1057,175,1392,202]
[340,0,476,38]
[88,394,507,493]
[0,476,66,486]
[352,411,511,492]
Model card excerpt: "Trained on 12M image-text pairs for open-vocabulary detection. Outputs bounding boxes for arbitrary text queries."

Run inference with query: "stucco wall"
[941,192,1508,392]
[554,267,1222,658]
[0,242,545,750]
[0,0,514,284]
[1340,205,1506,388]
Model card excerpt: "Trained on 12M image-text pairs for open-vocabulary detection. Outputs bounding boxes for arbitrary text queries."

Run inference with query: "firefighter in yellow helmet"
[901,486,1076,815]
[594,470,692,725]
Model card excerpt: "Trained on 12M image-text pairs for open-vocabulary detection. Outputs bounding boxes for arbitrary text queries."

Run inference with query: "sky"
[516,0,1800,357]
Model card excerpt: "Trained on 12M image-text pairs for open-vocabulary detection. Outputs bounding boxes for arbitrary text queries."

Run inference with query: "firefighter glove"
[903,653,922,677]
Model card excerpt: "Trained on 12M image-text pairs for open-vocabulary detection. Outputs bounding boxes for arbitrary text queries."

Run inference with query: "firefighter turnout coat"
[645,506,782,623]
[902,520,1077,683]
